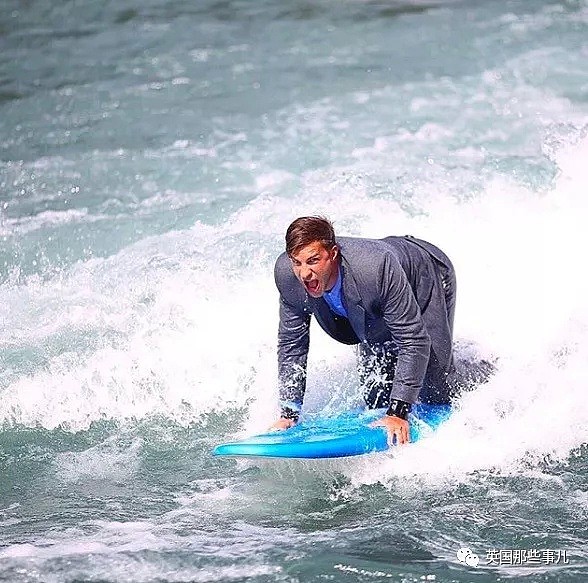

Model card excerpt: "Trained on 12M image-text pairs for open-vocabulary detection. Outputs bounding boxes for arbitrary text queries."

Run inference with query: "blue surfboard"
[213,404,452,459]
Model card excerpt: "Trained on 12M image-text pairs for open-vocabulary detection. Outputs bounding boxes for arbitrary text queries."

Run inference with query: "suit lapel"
[340,257,366,341]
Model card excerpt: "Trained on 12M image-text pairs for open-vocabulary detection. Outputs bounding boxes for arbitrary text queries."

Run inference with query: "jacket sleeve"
[277,295,311,419]
[379,252,431,404]
[274,254,311,419]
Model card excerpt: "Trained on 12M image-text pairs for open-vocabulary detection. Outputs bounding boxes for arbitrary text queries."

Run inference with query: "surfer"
[271,216,456,445]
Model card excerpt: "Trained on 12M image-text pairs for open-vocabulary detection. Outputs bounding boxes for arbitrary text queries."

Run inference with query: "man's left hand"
[370,415,410,445]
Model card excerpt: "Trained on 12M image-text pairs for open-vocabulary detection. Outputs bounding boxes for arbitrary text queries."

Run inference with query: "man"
[271,216,456,444]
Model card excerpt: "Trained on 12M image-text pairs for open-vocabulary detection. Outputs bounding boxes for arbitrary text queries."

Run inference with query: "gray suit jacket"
[274,235,454,411]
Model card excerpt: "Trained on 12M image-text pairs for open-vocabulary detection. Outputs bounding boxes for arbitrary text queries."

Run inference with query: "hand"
[269,417,297,431]
[370,415,410,445]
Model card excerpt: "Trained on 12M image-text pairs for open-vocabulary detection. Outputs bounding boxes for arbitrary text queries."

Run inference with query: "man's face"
[290,241,339,298]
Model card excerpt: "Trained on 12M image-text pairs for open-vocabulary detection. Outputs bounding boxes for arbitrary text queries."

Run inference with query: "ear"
[330,245,339,260]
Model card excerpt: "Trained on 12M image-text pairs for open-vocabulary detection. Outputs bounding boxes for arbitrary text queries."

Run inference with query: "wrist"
[386,399,411,420]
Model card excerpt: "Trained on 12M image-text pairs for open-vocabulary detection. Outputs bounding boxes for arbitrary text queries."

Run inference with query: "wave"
[0,135,586,466]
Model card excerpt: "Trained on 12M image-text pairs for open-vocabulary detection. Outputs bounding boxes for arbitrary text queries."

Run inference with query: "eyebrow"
[292,253,320,263]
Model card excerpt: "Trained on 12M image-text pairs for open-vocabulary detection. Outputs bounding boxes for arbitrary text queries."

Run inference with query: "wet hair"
[285,216,336,257]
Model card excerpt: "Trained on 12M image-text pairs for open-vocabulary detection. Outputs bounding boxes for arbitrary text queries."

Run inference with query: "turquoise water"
[1,0,588,581]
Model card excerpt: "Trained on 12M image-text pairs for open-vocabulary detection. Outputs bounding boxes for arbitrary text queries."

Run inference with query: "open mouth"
[305,280,320,294]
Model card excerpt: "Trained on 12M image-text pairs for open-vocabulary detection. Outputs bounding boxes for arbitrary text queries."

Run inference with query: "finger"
[392,427,401,446]
[403,425,411,444]
[385,427,397,446]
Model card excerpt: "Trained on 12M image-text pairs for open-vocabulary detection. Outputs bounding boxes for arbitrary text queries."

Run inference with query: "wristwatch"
[386,398,411,420]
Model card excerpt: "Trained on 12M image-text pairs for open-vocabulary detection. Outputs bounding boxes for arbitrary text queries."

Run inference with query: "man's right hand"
[269,417,297,431]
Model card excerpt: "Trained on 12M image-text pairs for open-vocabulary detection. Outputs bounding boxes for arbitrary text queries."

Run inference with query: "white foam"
[0,218,284,429]
[55,435,143,483]
[342,135,588,484]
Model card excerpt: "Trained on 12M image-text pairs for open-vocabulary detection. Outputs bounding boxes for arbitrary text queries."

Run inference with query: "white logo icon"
[457,547,480,567]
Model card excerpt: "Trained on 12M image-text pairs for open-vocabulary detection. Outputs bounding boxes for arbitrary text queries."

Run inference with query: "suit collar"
[340,256,366,341]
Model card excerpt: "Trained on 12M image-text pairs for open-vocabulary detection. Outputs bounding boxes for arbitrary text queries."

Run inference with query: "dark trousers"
[358,260,457,407]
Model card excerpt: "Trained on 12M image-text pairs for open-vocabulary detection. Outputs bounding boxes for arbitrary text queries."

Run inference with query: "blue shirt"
[323,268,348,318]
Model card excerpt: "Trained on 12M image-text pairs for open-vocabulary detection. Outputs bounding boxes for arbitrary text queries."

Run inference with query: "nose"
[300,267,312,281]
